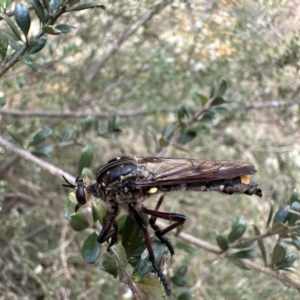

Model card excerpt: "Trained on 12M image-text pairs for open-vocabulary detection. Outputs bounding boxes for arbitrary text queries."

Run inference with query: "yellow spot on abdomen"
[147,187,158,193]
[240,175,250,184]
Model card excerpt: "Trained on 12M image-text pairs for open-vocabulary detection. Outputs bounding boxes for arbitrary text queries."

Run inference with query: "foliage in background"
[1,0,300,299]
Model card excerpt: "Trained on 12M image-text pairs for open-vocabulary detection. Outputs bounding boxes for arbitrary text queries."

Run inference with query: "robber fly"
[63,156,262,296]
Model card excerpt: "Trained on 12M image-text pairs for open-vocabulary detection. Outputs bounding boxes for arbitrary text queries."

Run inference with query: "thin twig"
[0,136,75,183]
[156,220,300,290]
[85,0,174,82]
[1,99,299,119]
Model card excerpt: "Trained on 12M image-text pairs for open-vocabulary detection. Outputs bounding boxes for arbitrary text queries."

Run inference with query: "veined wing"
[135,156,257,187]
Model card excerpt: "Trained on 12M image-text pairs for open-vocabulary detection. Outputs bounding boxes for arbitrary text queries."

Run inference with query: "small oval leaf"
[178,291,195,300]
[170,275,187,287]
[273,205,289,223]
[109,243,127,279]
[176,265,188,277]
[217,79,227,97]
[43,25,61,35]
[98,252,118,278]
[78,145,94,175]
[27,37,47,55]
[7,124,24,146]
[69,212,90,231]
[271,242,287,266]
[15,3,31,37]
[227,219,247,243]
[135,277,165,300]
[0,12,22,41]
[55,24,73,33]
[30,145,53,157]
[253,225,267,266]
[31,0,45,24]
[120,215,144,259]
[81,232,101,264]
[275,253,297,270]
[216,233,229,250]
[28,128,53,148]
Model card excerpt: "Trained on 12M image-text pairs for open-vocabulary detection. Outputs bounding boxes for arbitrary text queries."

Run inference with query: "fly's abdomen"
[158,176,262,197]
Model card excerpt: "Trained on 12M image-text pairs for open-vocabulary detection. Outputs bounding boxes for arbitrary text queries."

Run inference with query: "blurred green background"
[1,0,300,299]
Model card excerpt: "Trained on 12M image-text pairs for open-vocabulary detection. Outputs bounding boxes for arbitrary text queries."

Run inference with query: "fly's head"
[62,175,88,212]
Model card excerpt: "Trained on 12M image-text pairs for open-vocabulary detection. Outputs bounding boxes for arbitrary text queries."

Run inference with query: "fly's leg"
[129,204,172,296]
[97,204,118,249]
[142,194,186,256]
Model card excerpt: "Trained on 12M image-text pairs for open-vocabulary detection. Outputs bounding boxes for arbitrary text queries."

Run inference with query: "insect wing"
[135,157,257,187]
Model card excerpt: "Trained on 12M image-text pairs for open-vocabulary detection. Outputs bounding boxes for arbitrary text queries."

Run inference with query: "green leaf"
[176,241,200,254]
[217,79,227,97]
[82,115,95,132]
[159,137,169,147]
[49,0,62,14]
[216,233,229,251]
[253,225,267,266]
[211,96,226,106]
[209,82,216,98]
[270,221,288,233]
[120,215,144,259]
[176,265,188,277]
[64,192,76,220]
[98,252,118,278]
[18,55,33,65]
[67,2,105,12]
[109,242,127,280]
[177,131,197,144]
[30,145,53,157]
[132,239,169,281]
[92,204,106,224]
[227,219,247,243]
[177,291,195,300]
[69,212,90,231]
[26,37,47,55]
[233,249,256,259]
[55,24,73,33]
[41,0,50,11]
[78,144,94,175]
[273,205,289,223]
[15,3,31,37]
[1,0,14,10]
[81,232,101,264]
[271,242,287,266]
[290,188,299,204]
[274,253,297,270]
[266,201,274,229]
[287,201,300,225]
[227,257,250,270]
[170,274,187,287]
[7,124,23,146]
[81,167,94,179]
[197,93,208,106]
[0,13,22,41]
[43,25,61,35]
[61,129,74,142]
[0,31,8,59]
[292,237,300,250]
[31,0,45,24]
[0,95,6,108]
[135,277,165,300]
[28,128,53,148]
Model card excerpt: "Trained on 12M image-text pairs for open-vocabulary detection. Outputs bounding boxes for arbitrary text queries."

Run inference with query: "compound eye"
[75,176,83,184]
[76,185,86,205]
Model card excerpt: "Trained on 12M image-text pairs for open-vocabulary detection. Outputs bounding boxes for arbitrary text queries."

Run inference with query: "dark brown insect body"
[63,156,262,296]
